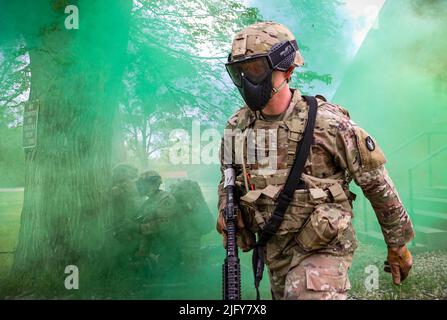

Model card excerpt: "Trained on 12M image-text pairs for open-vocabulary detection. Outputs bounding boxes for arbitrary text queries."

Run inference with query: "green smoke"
[334,0,447,247]
[0,0,446,300]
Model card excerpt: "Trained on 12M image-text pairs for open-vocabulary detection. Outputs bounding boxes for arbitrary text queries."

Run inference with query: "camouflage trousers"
[268,252,353,300]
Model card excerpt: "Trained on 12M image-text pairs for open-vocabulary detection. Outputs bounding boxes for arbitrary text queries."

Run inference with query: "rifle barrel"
[222,168,241,300]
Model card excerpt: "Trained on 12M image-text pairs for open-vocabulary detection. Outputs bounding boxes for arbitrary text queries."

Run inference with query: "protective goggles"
[225,40,298,87]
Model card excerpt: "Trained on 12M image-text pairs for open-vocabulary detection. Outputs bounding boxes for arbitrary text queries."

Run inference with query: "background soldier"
[216,21,414,300]
[170,179,214,273]
[137,170,180,276]
[110,163,143,267]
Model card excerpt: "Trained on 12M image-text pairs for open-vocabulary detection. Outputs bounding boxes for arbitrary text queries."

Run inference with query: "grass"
[0,190,22,281]
[0,190,446,299]
[348,243,447,299]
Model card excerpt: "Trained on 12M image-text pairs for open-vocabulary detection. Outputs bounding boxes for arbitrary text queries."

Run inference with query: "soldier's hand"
[384,245,413,285]
[216,208,245,234]
[216,209,254,252]
[237,228,256,252]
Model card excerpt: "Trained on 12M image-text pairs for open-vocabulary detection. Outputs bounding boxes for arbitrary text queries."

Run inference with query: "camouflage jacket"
[217,89,414,253]
[139,189,178,237]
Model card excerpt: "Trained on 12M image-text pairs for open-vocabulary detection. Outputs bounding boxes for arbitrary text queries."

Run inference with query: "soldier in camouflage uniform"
[112,163,141,226]
[171,179,214,273]
[137,170,180,274]
[111,163,143,263]
[216,21,414,300]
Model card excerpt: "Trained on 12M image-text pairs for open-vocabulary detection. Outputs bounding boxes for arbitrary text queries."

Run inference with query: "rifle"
[222,167,241,300]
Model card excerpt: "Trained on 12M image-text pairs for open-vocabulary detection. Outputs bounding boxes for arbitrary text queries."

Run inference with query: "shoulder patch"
[355,127,386,171]
[365,136,375,151]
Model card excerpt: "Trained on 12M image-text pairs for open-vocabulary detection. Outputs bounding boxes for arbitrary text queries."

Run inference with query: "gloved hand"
[384,245,413,285]
[216,209,255,252]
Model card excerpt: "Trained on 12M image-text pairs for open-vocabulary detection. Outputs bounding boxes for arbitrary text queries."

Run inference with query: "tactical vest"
[230,95,357,255]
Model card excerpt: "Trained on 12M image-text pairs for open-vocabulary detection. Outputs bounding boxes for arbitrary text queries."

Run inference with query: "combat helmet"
[137,170,162,195]
[112,163,138,185]
[139,170,162,184]
[229,21,304,67]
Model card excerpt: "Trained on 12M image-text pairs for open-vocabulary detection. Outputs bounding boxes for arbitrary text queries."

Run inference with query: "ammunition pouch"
[295,202,352,252]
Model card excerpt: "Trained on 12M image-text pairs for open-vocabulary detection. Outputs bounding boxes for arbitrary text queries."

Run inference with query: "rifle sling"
[252,95,318,300]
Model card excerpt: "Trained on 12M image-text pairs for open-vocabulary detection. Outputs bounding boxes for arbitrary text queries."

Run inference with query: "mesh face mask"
[225,40,298,111]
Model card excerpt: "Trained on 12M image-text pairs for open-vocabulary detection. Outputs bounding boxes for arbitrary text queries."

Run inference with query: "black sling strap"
[252,95,318,300]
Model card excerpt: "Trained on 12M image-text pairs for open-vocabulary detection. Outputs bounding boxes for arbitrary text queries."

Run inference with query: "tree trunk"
[11,0,132,297]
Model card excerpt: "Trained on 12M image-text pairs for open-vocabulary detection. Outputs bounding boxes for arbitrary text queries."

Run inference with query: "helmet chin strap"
[271,77,288,97]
